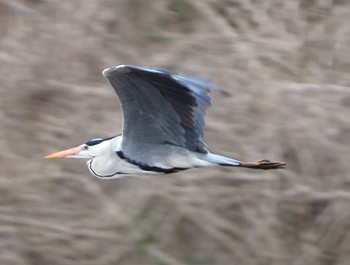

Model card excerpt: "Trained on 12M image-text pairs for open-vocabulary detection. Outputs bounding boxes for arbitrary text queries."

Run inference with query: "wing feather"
[103,65,212,162]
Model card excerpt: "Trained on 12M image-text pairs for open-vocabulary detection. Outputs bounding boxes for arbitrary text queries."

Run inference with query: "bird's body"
[85,135,209,178]
[46,65,285,178]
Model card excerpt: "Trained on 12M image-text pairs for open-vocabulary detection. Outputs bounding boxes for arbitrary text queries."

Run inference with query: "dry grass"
[1,0,350,264]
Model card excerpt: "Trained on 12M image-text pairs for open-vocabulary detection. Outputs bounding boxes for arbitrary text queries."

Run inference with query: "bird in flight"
[45,65,285,178]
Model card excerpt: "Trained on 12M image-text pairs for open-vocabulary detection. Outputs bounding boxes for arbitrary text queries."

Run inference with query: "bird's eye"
[84,145,89,150]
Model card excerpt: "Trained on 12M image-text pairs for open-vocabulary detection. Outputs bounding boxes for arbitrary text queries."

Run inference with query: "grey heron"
[45,65,285,178]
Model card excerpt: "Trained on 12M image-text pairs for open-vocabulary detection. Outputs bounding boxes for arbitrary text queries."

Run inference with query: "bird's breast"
[87,155,162,179]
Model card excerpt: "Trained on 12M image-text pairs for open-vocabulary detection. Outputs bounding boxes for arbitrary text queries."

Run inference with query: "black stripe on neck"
[116,151,188,174]
[88,160,123,178]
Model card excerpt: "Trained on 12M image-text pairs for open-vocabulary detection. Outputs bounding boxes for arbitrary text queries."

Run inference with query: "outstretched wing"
[102,65,212,160]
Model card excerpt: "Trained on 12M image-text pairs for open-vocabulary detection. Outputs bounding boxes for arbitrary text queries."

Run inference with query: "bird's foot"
[240,159,286,170]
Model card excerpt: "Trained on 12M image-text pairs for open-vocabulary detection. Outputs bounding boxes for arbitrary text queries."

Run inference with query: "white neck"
[86,135,123,178]
[86,135,153,178]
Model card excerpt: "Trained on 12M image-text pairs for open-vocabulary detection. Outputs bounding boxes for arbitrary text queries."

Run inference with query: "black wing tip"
[102,65,133,77]
[103,65,175,78]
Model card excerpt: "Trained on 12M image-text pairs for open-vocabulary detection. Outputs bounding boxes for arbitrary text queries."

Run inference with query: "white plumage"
[46,65,285,178]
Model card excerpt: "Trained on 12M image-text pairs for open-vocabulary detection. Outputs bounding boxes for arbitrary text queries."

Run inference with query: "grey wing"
[103,65,212,163]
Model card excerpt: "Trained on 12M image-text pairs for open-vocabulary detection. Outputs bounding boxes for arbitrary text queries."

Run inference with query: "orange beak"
[45,147,82,159]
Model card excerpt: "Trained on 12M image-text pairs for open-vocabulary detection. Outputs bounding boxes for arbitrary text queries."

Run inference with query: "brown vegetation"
[1,0,350,264]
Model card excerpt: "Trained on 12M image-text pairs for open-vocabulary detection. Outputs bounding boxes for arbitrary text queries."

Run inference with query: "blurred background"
[1,0,350,264]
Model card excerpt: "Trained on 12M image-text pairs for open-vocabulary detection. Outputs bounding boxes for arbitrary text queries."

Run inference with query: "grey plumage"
[45,65,286,178]
[103,65,210,151]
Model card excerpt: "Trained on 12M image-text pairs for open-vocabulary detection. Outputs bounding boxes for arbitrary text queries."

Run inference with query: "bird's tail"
[206,153,286,170]
[205,153,241,166]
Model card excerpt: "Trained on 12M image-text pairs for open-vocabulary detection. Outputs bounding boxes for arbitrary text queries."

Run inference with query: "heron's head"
[45,137,115,160]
